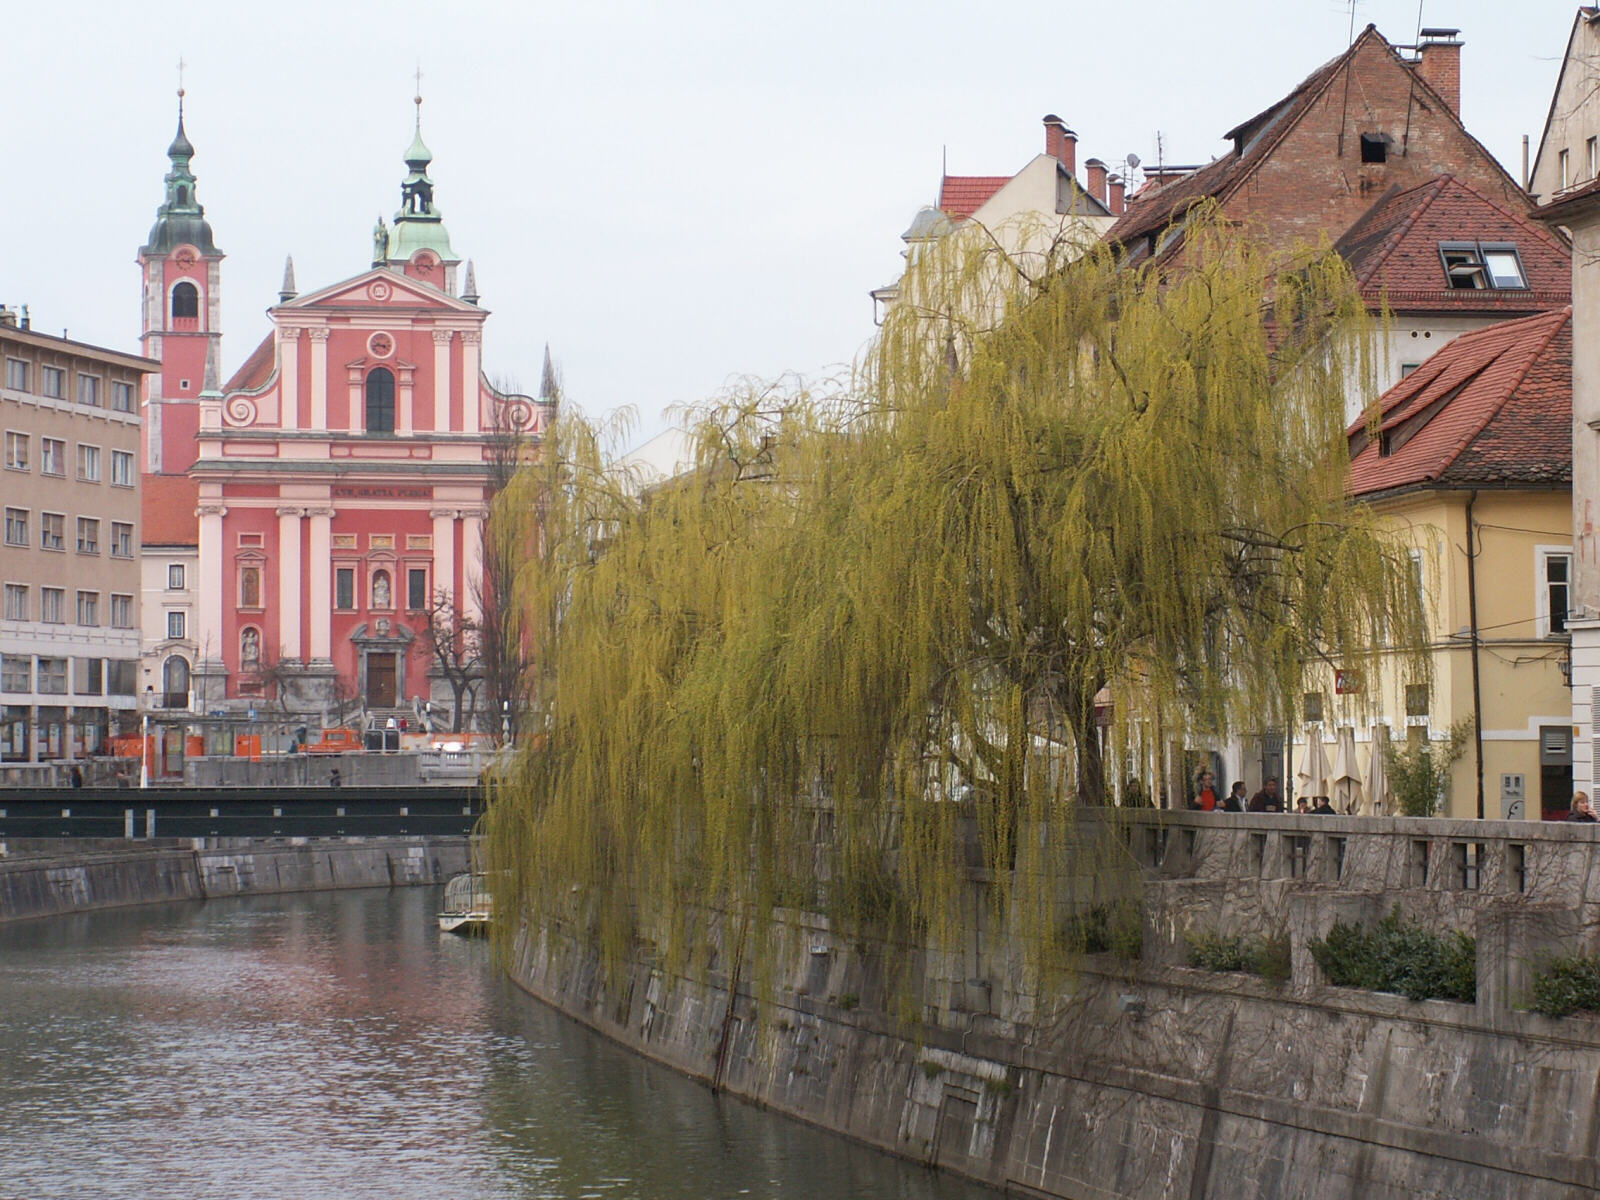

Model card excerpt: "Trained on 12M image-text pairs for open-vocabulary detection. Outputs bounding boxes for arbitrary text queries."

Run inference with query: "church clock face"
[367,331,395,359]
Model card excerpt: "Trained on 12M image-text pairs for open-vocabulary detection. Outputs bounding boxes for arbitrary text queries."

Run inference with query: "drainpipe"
[1465,491,1485,819]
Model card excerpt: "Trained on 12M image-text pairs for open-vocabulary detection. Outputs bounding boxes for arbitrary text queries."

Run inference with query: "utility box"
[1500,773,1525,821]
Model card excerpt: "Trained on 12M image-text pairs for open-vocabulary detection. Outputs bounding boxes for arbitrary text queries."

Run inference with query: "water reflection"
[0,888,997,1199]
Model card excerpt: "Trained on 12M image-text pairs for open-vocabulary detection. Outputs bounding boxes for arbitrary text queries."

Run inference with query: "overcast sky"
[3,0,1582,444]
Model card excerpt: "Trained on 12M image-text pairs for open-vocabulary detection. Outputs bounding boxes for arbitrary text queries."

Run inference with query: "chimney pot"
[1043,114,1076,177]
[1416,29,1462,117]
[1085,158,1109,206]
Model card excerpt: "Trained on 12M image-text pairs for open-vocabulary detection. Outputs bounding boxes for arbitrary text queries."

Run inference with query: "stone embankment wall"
[510,813,1600,1200]
[0,836,469,923]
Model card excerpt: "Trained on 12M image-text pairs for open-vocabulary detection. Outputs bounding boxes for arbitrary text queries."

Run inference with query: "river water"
[0,886,999,1199]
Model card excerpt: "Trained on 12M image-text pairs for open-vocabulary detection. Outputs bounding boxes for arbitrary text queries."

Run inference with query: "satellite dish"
[1125,153,1141,169]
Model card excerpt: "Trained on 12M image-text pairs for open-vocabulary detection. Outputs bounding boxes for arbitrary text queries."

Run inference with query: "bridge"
[0,785,482,840]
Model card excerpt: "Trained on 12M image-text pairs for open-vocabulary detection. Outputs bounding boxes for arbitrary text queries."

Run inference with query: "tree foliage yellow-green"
[483,205,1426,985]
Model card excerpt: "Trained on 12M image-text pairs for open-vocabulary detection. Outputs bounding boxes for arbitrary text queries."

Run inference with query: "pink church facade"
[140,100,549,721]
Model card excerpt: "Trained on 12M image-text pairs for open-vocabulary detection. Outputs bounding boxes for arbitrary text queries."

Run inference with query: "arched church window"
[162,655,190,709]
[172,282,200,320]
[365,367,396,434]
[371,570,392,610]
[177,185,189,206]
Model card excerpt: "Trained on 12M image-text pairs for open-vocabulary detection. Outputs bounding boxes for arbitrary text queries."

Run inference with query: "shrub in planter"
[1309,907,1475,1002]
[1529,954,1600,1018]
[1186,931,1291,982]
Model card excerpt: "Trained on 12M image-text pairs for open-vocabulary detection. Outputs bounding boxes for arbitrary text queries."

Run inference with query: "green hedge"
[1186,931,1291,982]
[1530,954,1600,1018]
[1309,907,1475,1002]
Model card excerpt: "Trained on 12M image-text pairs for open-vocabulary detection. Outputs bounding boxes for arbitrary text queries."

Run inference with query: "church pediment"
[277,267,481,315]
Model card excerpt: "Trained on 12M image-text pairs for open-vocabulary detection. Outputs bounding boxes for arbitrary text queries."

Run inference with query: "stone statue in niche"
[372,571,392,610]
[240,627,260,664]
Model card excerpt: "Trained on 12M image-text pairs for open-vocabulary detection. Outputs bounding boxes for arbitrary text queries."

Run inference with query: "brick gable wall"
[1219,38,1526,250]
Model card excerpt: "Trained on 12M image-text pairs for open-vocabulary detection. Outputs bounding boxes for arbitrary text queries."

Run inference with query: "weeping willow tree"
[483,203,1427,989]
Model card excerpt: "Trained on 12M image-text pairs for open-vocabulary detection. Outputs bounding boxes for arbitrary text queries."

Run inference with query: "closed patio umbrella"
[1296,728,1329,804]
[1362,724,1391,816]
[1331,725,1362,814]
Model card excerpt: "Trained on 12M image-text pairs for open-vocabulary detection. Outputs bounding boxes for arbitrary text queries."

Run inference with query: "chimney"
[0,305,15,329]
[1085,158,1108,207]
[1043,113,1076,177]
[1417,28,1462,116]
[1107,174,1126,216]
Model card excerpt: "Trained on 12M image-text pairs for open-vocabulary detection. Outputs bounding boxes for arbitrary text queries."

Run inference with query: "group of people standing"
[1188,771,1336,816]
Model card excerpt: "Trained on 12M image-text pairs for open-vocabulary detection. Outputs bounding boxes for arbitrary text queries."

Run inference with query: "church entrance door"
[367,653,398,707]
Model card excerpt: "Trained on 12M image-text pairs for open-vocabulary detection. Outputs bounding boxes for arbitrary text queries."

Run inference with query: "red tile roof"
[1347,307,1571,498]
[141,473,200,546]
[1335,176,1570,313]
[938,175,1012,220]
[222,334,276,394]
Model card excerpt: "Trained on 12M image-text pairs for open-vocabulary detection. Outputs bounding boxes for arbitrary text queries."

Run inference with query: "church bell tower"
[138,83,223,476]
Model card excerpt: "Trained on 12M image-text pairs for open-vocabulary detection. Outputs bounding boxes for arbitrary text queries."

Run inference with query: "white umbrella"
[1331,725,1362,814]
[1362,724,1391,816]
[1296,728,1329,804]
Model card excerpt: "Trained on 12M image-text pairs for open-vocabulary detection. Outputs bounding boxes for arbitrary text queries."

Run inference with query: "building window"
[76,591,98,626]
[1561,148,1571,190]
[40,512,64,551]
[111,450,134,487]
[407,566,428,611]
[1405,684,1430,716]
[4,508,27,546]
[112,380,135,413]
[167,563,185,590]
[365,367,396,434]
[110,593,133,627]
[1359,132,1388,163]
[4,358,29,391]
[171,282,200,320]
[3,584,27,620]
[238,565,262,609]
[40,588,64,624]
[40,438,64,476]
[371,569,393,610]
[74,657,103,696]
[4,432,28,471]
[240,626,261,666]
[76,517,99,554]
[77,444,101,482]
[77,375,100,407]
[1438,242,1528,291]
[335,567,356,610]
[35,657,67,695]
[162,655,190,708]
[166,610,186,640]
[0,655,29,692]
[237,532,264,548]
[41,366,64,399]
[1541,549,1573,637]
[1399,362,1421,378]
[1589,137,1599,182]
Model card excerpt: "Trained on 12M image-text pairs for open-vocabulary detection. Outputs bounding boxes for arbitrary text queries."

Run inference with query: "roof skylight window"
[1437,242,1528,291]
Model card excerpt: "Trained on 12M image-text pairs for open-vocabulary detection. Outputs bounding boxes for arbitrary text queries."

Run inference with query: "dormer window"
[1438,242,1528,291]
[1359,133,1389,164]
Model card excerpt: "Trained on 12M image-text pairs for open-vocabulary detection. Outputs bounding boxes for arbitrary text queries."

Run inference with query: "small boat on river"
[437,872,492,935]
